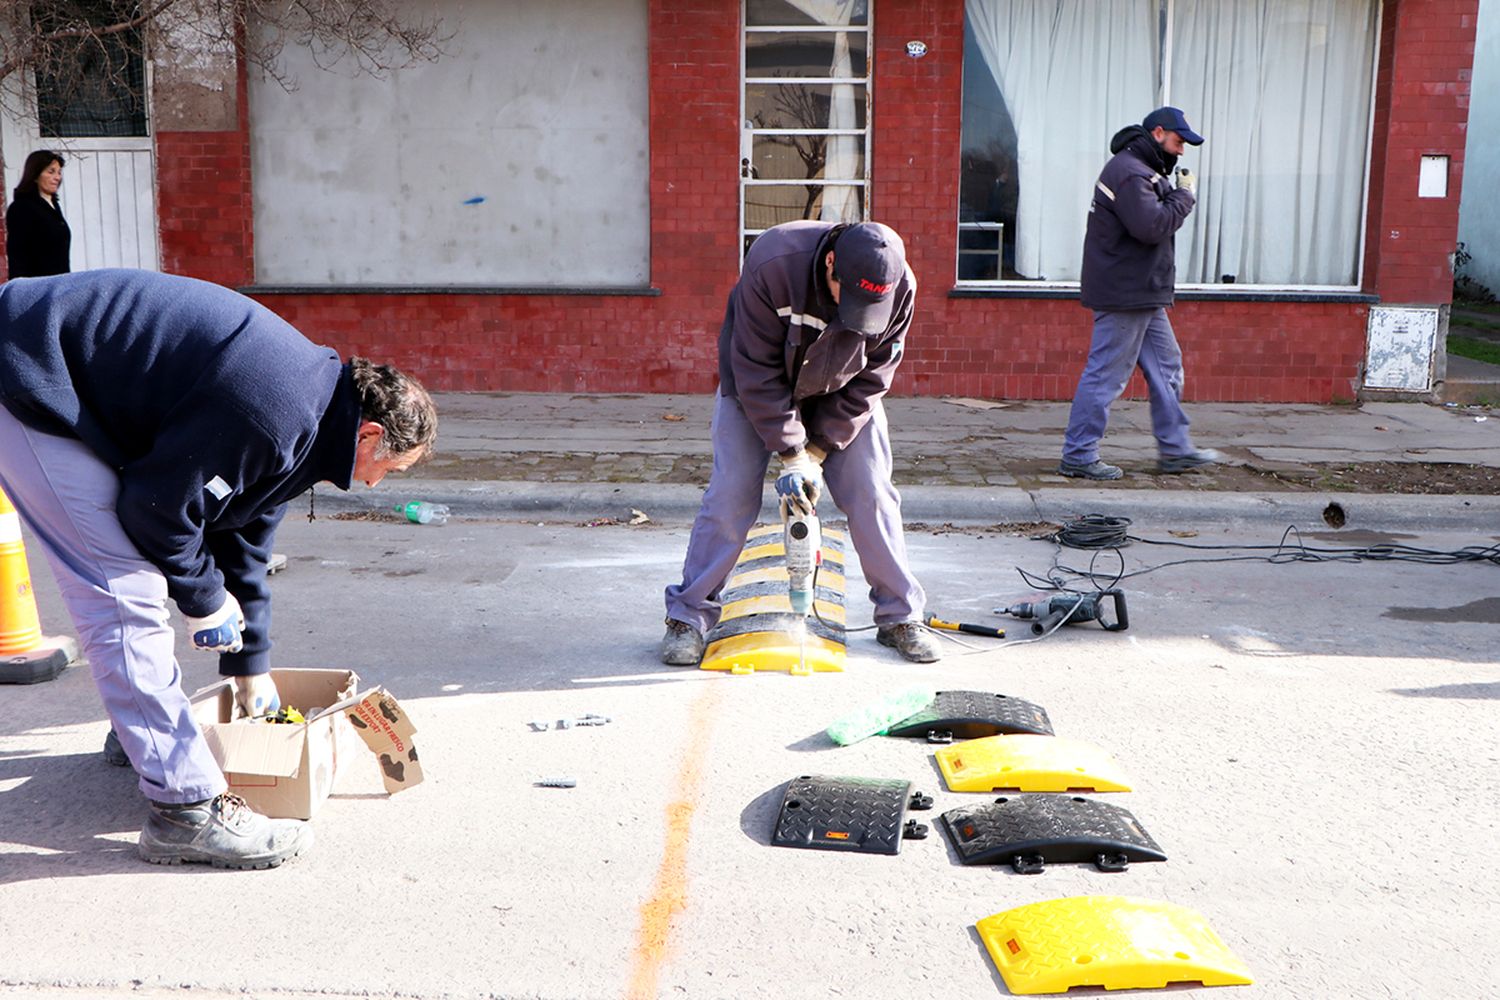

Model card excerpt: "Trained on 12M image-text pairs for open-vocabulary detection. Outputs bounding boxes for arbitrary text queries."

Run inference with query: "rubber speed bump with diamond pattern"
[885,690,1054,742]
[976,895,1253,993]
[770,775,932,855]
[701,522,846,675]
[935,735,1132,793]
[940,794,1166,873]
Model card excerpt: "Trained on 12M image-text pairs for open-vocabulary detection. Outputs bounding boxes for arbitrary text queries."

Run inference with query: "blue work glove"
[775,446,825,515]
[184,593,245,654]
[231,673,282,719]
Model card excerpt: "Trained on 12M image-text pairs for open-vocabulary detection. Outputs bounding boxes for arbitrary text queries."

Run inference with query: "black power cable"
[1023,516,1500,593]
[1051,513,1132,550]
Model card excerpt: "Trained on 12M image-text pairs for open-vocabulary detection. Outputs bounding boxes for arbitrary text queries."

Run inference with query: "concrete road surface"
[2,503,1497,999]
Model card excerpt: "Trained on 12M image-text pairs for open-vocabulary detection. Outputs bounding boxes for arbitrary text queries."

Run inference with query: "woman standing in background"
[6,149,71,278]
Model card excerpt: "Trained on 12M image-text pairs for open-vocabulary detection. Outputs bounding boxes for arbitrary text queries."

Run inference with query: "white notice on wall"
[1364,307,1439,391]
[1418,156,1449,198]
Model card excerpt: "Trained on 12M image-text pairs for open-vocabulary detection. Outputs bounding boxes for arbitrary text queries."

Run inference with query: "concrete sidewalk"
[330,392,1500,529]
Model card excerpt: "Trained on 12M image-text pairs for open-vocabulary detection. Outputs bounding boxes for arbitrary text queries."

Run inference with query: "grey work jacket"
[716,220,915,456]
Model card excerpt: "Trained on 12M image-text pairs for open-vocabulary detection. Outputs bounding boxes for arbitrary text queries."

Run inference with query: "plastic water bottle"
[396,501,450,525]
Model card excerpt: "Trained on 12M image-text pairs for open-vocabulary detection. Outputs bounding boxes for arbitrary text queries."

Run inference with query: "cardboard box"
[190,668,422,820]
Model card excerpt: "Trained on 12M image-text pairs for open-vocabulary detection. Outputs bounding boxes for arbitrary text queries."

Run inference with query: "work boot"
[1157,448,1223,474]
[1058,459,1124,481]
[876,622,942,664]
[102,728,131,768]
[659,618,705,666]
[138,793,311,870]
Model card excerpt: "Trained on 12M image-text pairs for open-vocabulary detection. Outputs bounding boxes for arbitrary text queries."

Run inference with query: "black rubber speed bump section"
[771,775,932,855]
[885,690,1053,742]
[941,794,1166,874]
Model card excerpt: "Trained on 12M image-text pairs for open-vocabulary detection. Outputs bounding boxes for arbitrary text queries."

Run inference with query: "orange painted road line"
[626,681,722,999]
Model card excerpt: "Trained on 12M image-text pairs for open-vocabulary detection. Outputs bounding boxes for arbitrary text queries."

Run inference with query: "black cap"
[1142,106,1205,145]
[832,222,906,334]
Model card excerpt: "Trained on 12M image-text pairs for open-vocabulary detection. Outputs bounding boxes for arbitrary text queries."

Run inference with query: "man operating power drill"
[0,269,437,868]
[661,220,939,665]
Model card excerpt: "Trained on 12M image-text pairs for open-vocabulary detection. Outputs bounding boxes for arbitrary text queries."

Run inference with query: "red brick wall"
[146,0,1474,404]
[155,46,253,286]
[1362,0,1477,303]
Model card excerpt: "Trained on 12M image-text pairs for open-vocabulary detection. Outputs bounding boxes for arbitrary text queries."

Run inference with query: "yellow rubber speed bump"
[701,522,846,675]
[935,734,1132,792]
[976,895,1253,994]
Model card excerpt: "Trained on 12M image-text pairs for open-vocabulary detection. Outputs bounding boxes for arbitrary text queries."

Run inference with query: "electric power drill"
[783,507,821,617]
[996,589,1129,635]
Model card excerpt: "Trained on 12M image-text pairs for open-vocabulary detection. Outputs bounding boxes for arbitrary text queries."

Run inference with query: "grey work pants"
[1061,307,1195,466]
[664,392,925,634]
[0,407,226,805]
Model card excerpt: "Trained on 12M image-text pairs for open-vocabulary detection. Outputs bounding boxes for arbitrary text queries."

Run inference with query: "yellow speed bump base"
[700,522,847,675]
[935,734,1132,792]
[701,629,845,675]
[976,895,1253,994]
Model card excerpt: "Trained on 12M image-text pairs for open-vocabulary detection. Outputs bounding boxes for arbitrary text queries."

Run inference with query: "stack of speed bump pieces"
[700,522,847,675]
[766,687,1252,995]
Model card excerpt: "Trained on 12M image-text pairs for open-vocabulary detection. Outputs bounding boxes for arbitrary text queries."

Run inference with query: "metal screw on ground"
[534,777,577,788]
[574,714,611,727]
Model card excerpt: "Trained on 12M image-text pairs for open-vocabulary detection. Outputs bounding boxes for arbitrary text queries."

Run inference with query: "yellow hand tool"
[924,614,1005,639]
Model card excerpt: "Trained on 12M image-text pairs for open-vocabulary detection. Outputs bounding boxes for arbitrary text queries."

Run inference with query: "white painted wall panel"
[248,0,649,286]
[1458,0,1500,295]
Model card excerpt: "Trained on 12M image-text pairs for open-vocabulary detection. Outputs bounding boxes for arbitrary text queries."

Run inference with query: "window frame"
[953,0,1384,294]
[33,2,152,140]
[740,2,874,260]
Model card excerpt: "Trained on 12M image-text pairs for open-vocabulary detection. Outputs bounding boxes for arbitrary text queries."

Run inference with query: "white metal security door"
[50,139,159,271]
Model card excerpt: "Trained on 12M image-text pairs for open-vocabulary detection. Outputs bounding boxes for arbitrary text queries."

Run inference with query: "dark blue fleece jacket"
[1080,126,1197,311]
[0,269,361,675]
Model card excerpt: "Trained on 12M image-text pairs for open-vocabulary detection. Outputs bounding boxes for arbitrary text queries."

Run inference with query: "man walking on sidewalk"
[0,269,437,868]
[1059,106,1221,480]
[661,221,939,665]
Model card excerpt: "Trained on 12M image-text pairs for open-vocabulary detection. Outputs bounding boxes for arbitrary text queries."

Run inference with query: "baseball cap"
[832,222,906,334]
[1142,106,1205,145]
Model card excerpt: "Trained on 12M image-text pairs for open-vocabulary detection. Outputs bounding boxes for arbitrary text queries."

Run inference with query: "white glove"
[1176,168,1196,195]
[775,447,825,515]
[231,674,282,719]
[776,451,822,513]
[184,593,245,654]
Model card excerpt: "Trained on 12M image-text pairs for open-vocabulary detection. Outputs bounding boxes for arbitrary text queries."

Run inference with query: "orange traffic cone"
[0,487,77,683]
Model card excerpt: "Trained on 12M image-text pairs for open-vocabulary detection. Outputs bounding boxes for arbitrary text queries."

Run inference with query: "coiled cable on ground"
[1053,513,1132,550]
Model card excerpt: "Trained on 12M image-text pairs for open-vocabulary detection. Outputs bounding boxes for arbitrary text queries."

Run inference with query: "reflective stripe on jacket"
[1080,133,1195,312]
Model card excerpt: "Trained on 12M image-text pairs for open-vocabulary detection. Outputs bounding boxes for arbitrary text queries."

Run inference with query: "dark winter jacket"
[5,191,72,278]
[717,220,915,456]
[0,269,360,675]
[1079,126,1196,311]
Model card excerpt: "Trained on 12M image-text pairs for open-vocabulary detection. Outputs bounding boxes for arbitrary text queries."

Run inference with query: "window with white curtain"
[742,0,870,257]
[958,0,1378,288]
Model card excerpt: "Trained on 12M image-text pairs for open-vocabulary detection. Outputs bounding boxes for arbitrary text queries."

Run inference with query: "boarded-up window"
[247,0,648,286]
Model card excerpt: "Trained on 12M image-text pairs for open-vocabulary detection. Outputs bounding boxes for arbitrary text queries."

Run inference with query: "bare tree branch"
[0,0,449,130]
